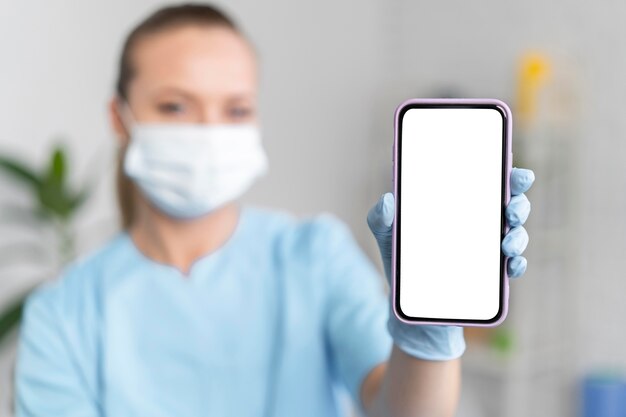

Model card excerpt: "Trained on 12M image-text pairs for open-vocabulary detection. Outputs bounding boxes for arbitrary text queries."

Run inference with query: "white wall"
[1,0,625,416]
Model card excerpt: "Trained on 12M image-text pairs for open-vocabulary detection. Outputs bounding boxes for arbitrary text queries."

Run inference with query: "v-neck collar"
[121,204,250,281]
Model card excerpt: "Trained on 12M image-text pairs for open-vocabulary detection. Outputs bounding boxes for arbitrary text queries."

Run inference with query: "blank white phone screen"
[399,107,504,321]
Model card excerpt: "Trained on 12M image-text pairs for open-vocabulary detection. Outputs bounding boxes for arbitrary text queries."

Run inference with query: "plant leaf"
[68,186,91,212]
[47,147,66,187]
[0,155,42,189]
[38,146,78,220]
[38,150,69,219]
[37,183,71,220]
[0,293,27,347]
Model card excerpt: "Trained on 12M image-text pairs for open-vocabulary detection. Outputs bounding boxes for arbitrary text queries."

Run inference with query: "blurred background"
[0,0,624,416]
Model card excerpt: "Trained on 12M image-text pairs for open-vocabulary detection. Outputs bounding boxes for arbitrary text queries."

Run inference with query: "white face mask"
[121,106,269,219]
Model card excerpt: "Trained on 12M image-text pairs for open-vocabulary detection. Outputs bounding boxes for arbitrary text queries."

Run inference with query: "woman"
[14,4,534,417]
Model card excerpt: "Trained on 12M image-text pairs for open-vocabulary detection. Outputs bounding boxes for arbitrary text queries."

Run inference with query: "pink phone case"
[392,98,513,327]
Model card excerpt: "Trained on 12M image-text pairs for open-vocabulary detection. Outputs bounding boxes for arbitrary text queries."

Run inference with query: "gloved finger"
[505,193,531,227]
[501,225,529,257]
[511,168,535,196]
[367,192,394,238]
[367,193,395,282]
[507,256,527,278]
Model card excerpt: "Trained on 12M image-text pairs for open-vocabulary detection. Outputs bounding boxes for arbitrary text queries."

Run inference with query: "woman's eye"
[229,107,253,119]
[157,102,185,114]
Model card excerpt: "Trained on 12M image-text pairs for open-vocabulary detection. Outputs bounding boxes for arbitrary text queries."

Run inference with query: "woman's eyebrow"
[151,86,196,99]
[226,94,256,102]
[147,87,256,104]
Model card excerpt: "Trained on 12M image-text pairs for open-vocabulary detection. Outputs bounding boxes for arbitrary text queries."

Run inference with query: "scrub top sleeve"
[317,214,393,412]
[15,282,100,417]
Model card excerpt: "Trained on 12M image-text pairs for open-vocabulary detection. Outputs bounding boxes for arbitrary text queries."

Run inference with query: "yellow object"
[516,52,551,125]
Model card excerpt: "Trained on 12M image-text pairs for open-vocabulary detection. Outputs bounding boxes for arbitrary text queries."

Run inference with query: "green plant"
[490,326,515,355]
[0,145,92,346]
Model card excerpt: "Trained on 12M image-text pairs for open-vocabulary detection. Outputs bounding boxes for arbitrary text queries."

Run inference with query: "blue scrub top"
[15,204,392,417]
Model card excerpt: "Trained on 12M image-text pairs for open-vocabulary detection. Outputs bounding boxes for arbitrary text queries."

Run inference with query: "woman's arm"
[15,280,100,417]
[361,349,461,417]
[361,167,534,417]
[317,212,462,416]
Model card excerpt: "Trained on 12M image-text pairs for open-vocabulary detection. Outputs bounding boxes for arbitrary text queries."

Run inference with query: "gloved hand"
[367,167,535,360]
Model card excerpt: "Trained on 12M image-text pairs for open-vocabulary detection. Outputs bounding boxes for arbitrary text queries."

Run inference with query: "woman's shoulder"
[245,203,350,235]
[244,204,354,255]
[23,233,135,316]
[17,235,133,377]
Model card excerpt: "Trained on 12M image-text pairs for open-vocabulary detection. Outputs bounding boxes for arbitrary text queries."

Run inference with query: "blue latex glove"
[367,167,535,360]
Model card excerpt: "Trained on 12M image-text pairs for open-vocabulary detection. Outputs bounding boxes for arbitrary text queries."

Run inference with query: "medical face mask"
[121,107,269,219]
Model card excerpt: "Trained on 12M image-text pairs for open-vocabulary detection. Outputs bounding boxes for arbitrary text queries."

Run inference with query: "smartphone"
[392,98,512,327]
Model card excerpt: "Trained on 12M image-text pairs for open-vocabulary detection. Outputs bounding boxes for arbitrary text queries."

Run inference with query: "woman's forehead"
[129,26,257,98]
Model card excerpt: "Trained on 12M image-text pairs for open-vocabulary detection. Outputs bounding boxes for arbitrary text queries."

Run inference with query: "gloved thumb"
[367,192,395,281]
[367,193,394,236]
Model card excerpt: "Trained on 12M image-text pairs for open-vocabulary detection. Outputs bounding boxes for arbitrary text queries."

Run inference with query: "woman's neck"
[128,200,241,275]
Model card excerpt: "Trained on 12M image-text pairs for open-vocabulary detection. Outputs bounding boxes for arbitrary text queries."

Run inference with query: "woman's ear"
[109,96,130,147]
